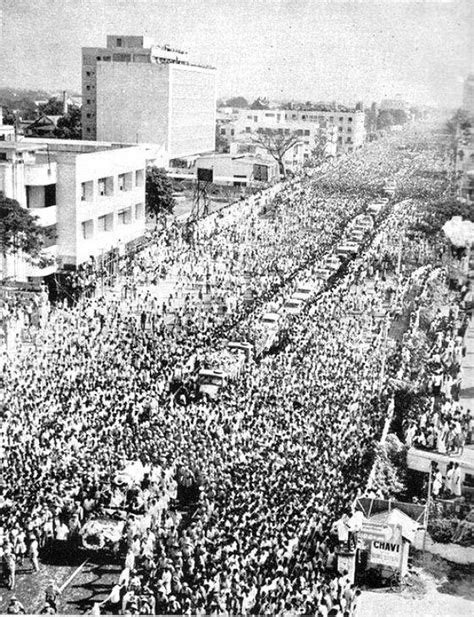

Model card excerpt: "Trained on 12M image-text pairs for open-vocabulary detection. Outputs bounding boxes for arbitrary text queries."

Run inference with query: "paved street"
[358,571,474,617]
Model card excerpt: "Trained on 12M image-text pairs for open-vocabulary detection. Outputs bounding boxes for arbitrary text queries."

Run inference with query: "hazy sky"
[1,0,472,107]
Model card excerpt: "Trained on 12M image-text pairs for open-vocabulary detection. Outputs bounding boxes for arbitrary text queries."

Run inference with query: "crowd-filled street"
[0,123,467,614]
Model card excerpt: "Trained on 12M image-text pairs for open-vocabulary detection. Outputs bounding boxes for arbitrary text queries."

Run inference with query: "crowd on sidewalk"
[404,301,473,458]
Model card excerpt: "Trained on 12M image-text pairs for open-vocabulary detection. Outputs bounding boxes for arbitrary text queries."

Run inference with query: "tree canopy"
[250,98,270,110]
[0,192,47,259]
[54,106,82,139]
[224,96,249,108]
[251,129,301,176]
[145,167,176,218]
[39,97,65,116]
[306,132,330,167]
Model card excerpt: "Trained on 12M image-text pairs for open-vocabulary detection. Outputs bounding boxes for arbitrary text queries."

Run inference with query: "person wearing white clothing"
[452,463,462,497]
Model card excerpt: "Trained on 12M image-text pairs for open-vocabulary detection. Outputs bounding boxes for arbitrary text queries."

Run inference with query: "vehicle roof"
[262,312,280,320]
[338,242,359,249]
[292,292,310,300]
[199,368,225,376]
[228,341,252,349]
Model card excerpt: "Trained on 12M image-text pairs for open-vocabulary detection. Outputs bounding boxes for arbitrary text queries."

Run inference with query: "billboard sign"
[370,539,401,568]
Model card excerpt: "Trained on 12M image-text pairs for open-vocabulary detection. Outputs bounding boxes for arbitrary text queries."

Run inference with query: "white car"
[367,201,386,216]
[260,312,283,330]
[384,181,396,196]
[198,369,227,398]
[292,289,313,303]
[353,213,374,231]
[323,255,342,272]
[314,266,333,281]
[295,280,319,299]
[349,229,366,243]
[281,296,305,315]
[337,242,360,259]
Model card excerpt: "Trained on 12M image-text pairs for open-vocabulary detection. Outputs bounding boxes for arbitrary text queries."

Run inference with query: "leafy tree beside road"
[0,193,47,270]
[145,167,176,218]
[251,128,301,177]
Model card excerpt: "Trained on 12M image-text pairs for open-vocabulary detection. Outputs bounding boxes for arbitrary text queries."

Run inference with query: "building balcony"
[24,162,57,185]
[30,205,57,227]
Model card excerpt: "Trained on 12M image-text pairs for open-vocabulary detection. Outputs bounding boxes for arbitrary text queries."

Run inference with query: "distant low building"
[23,113,62,138]
[380,98,410,113]
[195,152,279,187]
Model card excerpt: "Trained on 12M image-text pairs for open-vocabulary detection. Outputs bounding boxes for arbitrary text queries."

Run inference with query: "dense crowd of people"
[0,128,462,614]
[404,300,473,456]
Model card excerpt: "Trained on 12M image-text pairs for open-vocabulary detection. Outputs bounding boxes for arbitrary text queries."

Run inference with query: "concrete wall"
[55,155,78,265]
[196,155,278,184]
[95,61,216,159]
[0,161,27,208]
[96,62,170,148]
[54,145,146,266]
[169,64,216,158]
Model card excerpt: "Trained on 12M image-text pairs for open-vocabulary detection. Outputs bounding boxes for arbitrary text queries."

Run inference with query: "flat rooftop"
[0,141,48,152]
[198,153,275,164]
[22,138,140,154]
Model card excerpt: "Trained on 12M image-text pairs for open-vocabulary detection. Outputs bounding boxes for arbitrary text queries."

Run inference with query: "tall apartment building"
[82,35,217,161]
[0,139,146,282]
[462,74,474,116]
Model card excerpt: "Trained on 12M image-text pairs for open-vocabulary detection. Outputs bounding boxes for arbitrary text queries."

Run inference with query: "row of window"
[245,113,354,123]
[83,53,150,65]
[243,126,353,136]
[80,170,144,200]
[81,204,144,239]
[244,127,314,136]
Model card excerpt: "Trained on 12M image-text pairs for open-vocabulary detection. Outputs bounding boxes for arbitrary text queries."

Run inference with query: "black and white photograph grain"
[0,0,473,615]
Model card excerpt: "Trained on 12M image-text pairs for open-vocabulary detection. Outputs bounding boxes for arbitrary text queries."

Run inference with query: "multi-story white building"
[220,107,363,166]
[281,108,365,153]
[82,35,217,161]
[0,139,146,282]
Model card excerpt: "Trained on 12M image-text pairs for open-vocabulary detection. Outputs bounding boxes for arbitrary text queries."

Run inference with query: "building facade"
[195,152,279,187]
[0,139,146,281]
[219,107,362,165]
[280,108,365,153]
[82,35,216,160]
